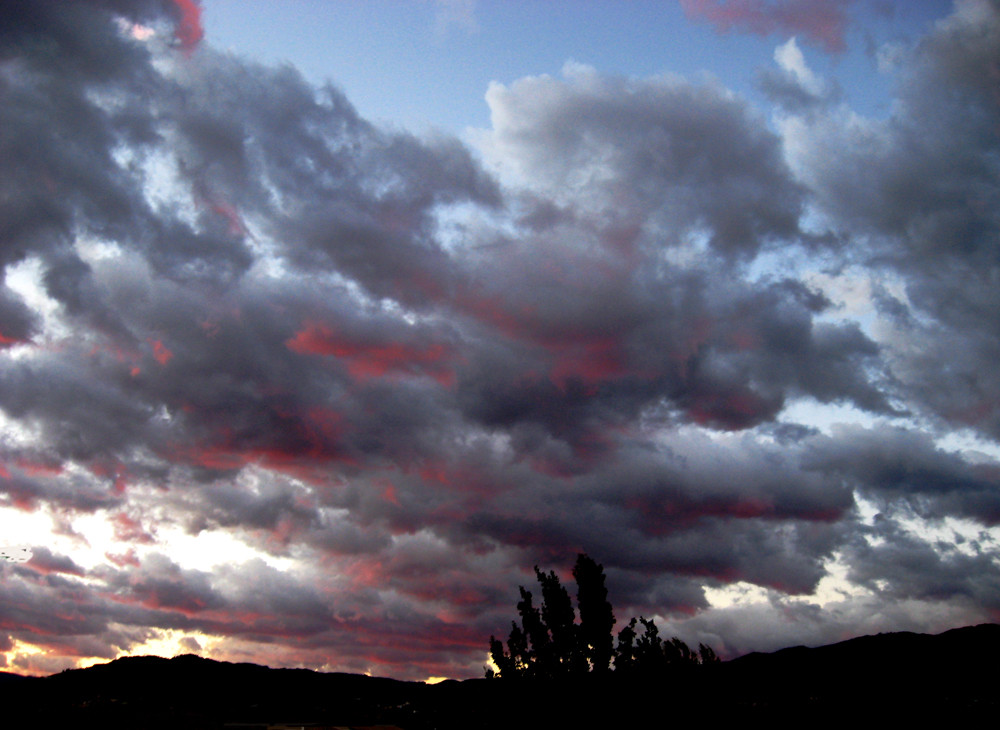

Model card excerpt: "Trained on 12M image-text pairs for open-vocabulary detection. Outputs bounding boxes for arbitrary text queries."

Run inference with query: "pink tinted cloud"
[148,338,173,365]
[171,0,204,53]
[191,178,249,238]
[687,389,778,430]
[176,406,356,483]
[287,322,457,386]
[26,551,85,577]
[679,0,855,53]
[0,331,29,347]
[112,512,156,544]
[105,549,141,568]
[548,336,627,392]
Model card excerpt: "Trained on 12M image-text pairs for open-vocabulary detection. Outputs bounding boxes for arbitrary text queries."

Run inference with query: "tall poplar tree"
[489,553,613,678]
[487,554,718,679]
[573,553,615,673]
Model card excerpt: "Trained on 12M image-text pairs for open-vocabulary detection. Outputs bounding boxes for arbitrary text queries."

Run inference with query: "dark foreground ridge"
[2,624,997,728]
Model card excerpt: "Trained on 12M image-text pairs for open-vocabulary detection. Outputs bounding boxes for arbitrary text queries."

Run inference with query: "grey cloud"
[844,516,1000,608]
[804,424,1000,524]
[0,351,157,461]
[657,591,993,660]
[0,284,36,343]
[756,64,840,113]
[186,479,319,533]
[0,456,122,513]
[0,0,997,682]
[480,64,804,258]
[25,547,86,576]
[784,0,1000,261]
[780,0,1000,439]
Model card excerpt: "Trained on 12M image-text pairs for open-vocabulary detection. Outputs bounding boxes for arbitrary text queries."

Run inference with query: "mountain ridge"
[2,623,996,726]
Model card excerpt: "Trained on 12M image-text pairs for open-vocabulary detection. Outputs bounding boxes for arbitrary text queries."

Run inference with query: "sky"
[1,0,998,682]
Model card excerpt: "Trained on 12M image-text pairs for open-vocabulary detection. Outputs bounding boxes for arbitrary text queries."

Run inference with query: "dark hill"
[2,624,997,727]
[718,623,999,719]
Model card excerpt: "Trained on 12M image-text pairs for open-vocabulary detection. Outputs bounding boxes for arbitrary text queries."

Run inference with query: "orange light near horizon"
[0,639,109,678]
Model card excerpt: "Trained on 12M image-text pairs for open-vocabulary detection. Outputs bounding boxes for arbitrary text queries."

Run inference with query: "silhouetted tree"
[517,586,549,658]
[536,566,587,676]
[487,553,717,680]
[613,616,638,674]
[614,616,713,675]
[698,643,720,664]
[486,638,505,679]
[488,610,535,678]
[489,557,594,679]
[573,553,615,673]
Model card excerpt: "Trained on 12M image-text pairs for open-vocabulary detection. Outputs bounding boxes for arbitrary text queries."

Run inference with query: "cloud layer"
[1,0,999,679]
[679,0,856,53]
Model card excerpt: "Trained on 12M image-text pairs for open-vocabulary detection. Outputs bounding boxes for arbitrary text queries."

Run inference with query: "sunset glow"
[1,0,997,682]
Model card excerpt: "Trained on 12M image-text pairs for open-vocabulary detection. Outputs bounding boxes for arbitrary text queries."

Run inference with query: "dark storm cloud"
[783,0,1000,439]
[0,3,486,478]
[843,516,1000,608]
[791,1,1000,260]
[0,0,169,82]
[463,65,897,447]
[161,48,500,305]
[1,560,141,664]
[452,239,887,445]
[0,0,169,273]
[0,285,37,344]
[804,424,1000,524]
[0,0,885,481]
[0,350,159,462]
[1,0,999,681]
[0,452,122,513]
[184,478,319,533]
[447,428,853,602]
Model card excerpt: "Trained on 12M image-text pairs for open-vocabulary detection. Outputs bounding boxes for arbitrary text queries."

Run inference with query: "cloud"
[757,37,841,111]
[478,62,804,259]
[657,591,994,659]
[778,0,1000,439]
[170,0,203,53]
[803,425,1000,524]
[0,0,998,682]
[679,0,856,53]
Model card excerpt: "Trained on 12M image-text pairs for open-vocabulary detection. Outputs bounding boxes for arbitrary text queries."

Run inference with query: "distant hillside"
[718,623,999,718]
[2,624,996,727]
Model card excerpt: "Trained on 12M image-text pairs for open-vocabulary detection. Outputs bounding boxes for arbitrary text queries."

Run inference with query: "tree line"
[487,553,717,679]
